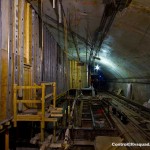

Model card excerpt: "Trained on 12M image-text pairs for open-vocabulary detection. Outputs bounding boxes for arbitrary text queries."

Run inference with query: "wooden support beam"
[5,129,9,150]
[25,2,30,64]
[45,93,53,99]
[16,100,42,103]
[44,118,57,122]
[13,84,17,127]
[50,114,63,117]
[41,83,45,141]
[16,115,41,121]
[15,86,42,89]
[51,110,62,114]
[53,82,56,108]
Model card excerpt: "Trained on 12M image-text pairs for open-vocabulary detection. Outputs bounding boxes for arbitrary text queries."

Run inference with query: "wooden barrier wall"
[69,60,88,89]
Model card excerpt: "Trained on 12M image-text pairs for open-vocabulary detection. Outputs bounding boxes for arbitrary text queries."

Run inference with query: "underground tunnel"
[0,0,150,150]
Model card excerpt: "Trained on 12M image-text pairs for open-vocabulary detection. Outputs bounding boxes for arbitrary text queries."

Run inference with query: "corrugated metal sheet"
[42,26,68,95]
[0,0,41,121]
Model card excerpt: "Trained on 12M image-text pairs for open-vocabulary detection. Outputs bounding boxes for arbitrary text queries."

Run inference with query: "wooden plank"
[23,109,38,114]
[44,118,57,122]
[51,110,62,114]
[42,82,54,86]
[45,93,53,99]
[16,100,41,103]
[24,2,30,64]
[5,129,9,150]
[50,114,63,117]
[16,86,42,89]
[16,115,41,121]
[49,107,63,111]
[1,50,8,121]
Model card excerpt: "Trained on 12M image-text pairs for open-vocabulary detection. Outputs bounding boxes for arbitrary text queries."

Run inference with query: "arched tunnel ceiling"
[30,0,150,80]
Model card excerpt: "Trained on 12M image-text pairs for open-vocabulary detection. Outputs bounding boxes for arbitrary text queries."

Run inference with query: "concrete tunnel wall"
[93,0,150,106]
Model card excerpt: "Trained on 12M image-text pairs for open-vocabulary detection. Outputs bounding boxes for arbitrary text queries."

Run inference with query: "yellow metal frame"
[13,82,59,142]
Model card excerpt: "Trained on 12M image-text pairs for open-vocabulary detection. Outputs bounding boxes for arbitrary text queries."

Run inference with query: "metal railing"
[13,82,58,141]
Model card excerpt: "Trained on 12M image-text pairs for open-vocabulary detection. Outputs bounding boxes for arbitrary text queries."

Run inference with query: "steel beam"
[38,0,44,82]
[31,9,35,84]
[34,14,39,83]
[13,0,19,84]
[18,0,25,112]
[6,0,13,118]
[18,0,25,93]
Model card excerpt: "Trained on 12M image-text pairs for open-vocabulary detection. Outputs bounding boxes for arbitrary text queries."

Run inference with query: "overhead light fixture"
[95,65,100,70]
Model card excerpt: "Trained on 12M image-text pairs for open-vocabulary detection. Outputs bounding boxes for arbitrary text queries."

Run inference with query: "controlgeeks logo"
[112,143,150,147]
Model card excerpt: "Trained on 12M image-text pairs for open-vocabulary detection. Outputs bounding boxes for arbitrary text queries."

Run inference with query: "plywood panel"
[69,60,88,89]
[0,50,8,121]
[23,65,32,98]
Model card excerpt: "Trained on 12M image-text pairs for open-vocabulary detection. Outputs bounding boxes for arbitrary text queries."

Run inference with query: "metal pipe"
[41,83,45,141]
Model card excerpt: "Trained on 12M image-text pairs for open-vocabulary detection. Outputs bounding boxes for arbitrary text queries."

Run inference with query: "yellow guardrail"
[13,82,57,141]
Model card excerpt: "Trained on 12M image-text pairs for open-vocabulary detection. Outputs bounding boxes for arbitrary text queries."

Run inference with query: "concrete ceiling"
[30,0,150,79]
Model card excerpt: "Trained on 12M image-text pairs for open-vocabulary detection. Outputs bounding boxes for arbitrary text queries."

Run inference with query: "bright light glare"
[95,65,100,70]
[95,56,127,77]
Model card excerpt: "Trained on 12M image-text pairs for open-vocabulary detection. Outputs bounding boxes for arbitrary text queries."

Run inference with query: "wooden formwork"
[70,60,88,89]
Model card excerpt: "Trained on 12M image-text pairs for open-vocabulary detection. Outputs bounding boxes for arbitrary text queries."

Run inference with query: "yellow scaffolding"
[13,82,62,142]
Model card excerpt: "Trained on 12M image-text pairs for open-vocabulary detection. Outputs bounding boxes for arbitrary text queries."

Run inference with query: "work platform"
[13,82,63,142]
